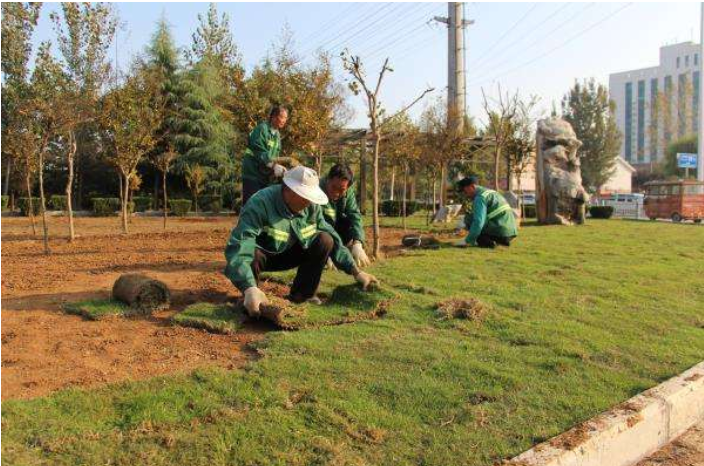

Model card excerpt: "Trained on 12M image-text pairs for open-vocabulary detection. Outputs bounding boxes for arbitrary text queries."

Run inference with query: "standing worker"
[241,105,291,205]
[455,176,517,248]
[320,164,371,267]
[224,165,379,316]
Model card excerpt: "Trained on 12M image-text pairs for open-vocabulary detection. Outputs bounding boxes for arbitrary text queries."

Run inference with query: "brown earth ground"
[636,420,704,466]
[1,215,450,401]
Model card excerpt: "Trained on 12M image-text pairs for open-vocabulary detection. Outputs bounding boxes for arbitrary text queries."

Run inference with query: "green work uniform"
[242,121,281,185]
[224,185,356,292]
[320,177,365,245]
[465,186,517,246]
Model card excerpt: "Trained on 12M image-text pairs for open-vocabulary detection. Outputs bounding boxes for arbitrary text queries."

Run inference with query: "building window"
[625,82,633,162]
[650,78,658,160]
[637,80,646,162]
[686,55,690,67]
[677,56,681,68]
[694,71,700,133]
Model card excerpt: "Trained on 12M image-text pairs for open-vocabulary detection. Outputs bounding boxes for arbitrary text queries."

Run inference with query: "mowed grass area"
[3,220,704,465]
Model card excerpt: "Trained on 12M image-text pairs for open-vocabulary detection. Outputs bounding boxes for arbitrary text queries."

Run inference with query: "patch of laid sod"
[62,298,131,320]
[4,221,704,466]
[240,284,396,330]
[172,303,245,334]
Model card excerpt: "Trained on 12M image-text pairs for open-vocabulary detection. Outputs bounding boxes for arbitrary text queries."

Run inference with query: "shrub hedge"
[381,200,420,217]
[169,199,192,217]
[17,197,41,216]
[589,206,614,219]
[49,195,68,211]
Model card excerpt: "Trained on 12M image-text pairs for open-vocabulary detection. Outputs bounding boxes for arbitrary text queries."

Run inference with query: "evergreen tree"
[562,79,622,192]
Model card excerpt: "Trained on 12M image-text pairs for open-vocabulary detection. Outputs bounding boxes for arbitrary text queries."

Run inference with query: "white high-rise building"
[609,42,701,169]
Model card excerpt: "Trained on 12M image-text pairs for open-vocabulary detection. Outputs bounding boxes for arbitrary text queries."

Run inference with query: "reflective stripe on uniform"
[481,189,511,220]
[299,224,317,239]
[324,208,336,219]
[487,203,512,220]
[263,226,289,242]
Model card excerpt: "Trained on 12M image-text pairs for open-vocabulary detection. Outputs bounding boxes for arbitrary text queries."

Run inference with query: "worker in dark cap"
[455,176,517,248]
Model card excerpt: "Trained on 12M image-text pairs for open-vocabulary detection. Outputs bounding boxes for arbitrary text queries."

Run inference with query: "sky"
[29,2,704,128]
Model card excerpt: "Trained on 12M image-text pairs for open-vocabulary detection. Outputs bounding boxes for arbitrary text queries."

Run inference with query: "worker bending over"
[224,166,379,317]
[320,164,370,267]
[456,176,517,248]
[241,105,293,205]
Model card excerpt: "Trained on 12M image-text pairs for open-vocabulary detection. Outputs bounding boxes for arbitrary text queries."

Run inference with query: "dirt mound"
[436,298,488,321]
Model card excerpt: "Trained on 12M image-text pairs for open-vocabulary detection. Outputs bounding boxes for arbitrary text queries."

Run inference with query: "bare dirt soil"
[636,420,704,466]
[1,215,442,400]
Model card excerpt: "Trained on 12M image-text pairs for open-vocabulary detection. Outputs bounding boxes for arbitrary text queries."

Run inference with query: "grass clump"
[62,299,131,320]
[436,297,488,321]
[172,303,244,334]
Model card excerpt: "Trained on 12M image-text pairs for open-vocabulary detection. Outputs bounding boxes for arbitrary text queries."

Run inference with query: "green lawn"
[3,220,704,465]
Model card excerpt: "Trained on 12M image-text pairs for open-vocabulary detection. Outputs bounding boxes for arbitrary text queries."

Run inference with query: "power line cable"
[299,2,364,45]
[363,4,443,61]
[302,3,393,56]
[467,3,633,88]
[471,2,572,71]
[468,2,595,81]
[324,2,411,55]
[352,2,436,56]
[470,3,540,66]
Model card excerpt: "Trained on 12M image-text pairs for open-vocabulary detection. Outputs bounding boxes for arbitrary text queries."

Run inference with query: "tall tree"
[50,3,118,240]
[481,85,519,190]
[561,79,622,193]
[341,51,432,258]
[100,70,161,234]
[144,15,183,209]
[27,42,73,254]
[1,2,42,197]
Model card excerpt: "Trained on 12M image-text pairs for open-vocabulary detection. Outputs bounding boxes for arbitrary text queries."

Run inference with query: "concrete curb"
[505,361,704,466]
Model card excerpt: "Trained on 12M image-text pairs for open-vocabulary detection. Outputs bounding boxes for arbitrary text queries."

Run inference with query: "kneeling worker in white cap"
[224,166,379,316]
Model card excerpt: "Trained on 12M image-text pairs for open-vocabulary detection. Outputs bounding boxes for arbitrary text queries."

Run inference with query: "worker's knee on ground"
[316,232,334,253]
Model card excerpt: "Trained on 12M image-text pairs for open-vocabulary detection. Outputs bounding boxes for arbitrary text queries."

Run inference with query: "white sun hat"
[283,166,329,205]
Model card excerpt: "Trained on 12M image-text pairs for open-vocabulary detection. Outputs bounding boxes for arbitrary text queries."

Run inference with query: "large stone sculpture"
[535,118,589,225]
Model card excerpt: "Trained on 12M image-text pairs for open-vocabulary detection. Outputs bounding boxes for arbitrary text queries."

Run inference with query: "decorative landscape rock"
[112,273,170,315]
[401,234,440,249]
[535,118,590,225]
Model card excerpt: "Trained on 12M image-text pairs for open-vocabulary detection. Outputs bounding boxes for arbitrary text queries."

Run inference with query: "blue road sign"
[677,153,698,169]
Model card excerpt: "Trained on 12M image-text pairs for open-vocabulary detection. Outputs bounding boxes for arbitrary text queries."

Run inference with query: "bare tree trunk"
[38,148,50,254]
[402,163,408,231]
[439,162,447,208]
[372,132,381,259]
[66,132,77,241]
[25,172,36,236]
[409,162,416,201]
[4,157,11,196]
[121,171,130,234]
[389,165,395,201]
[432,176,437,215]
[493,148,501,190]
[358,137,367,215]
[162,171,168,230]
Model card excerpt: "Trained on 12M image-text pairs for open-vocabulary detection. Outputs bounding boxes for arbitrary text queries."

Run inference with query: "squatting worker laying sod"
[455,176,518,248]
[320,164,371,268]
[224,165,379,317]
[241,105,291,205]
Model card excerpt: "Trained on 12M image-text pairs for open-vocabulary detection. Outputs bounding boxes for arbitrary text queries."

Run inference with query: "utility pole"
[698,2,704,181]
[434,2,474,136]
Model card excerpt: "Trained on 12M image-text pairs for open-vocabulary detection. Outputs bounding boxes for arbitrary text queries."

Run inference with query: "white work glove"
[272,164,287,178]
[454,239,469,248]
[354,270,379,291]
[326,257,337,271]
[350,241,371,268]
[243,287,267,317]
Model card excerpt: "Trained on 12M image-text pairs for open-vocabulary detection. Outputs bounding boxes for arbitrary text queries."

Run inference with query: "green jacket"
[224,185,356,291]
[242,121,281,184]
[465,186,517,246]
[320,177,365,243]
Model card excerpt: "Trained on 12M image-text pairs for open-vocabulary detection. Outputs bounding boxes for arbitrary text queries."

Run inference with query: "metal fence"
[591,199,647,220]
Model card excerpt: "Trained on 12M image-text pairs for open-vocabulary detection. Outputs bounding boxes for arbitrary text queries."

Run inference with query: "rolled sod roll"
[112,274,170,314]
